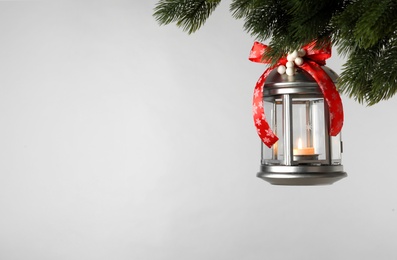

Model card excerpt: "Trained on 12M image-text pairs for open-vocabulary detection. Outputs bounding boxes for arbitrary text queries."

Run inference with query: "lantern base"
[257,165,347,185]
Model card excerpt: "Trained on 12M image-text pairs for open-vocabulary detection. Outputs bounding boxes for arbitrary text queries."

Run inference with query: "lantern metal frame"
[257,67,347,185]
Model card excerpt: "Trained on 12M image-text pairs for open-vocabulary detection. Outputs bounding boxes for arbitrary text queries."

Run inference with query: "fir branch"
[230,0,289,42]
[153,0,221,34]
[337,46,378,104]
[353,0,396,49]
[231,0,293,62]
[338,35,397,105]
[230,0,255,19]
[366,36,397,105]
[154,0,397,105]
[287,0,346,43]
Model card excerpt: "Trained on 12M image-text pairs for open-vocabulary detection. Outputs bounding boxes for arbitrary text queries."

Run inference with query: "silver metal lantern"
[257,66,347,185]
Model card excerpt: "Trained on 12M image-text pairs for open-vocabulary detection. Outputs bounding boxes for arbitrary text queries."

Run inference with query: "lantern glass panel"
[331,134,342,164]
[262,99,283,164]
[292,97,326,164]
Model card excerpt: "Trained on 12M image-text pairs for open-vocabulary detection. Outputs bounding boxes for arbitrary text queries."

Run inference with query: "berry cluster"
[277,49,306,76]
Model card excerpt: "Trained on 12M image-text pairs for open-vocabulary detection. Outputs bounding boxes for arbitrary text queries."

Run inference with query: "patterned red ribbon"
[249,41,344,148]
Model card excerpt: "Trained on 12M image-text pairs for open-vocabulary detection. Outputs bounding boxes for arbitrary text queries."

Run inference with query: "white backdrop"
[0,1,396,260]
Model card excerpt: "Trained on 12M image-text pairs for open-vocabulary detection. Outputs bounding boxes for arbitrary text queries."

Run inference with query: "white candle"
[293,138,315,155]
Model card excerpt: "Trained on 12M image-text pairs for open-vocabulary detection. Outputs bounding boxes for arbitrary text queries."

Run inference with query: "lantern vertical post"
[272,101,278,160]
[282,94,293,166]
[305,101,313,148]
[324,103,332,165]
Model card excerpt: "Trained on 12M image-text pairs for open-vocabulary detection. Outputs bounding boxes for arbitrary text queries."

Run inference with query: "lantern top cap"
[265,66,338,87]
[263,66,338,97]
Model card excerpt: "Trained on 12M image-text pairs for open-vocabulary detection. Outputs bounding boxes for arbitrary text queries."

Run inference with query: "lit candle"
[293,138,315,155]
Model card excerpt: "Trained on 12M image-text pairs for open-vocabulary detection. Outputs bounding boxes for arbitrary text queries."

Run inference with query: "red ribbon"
[249,41,344,148]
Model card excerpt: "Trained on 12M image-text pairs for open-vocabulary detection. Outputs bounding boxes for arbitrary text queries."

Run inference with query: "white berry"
[287,54,294,62]
[290,50,298,59]
[286,61,294,68]
[298,49,306,57]
[294,57,304,66]
[277,65,286,74]
[286,67,295,76]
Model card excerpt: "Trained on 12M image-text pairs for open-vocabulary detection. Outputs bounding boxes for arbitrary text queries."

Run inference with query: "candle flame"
[298,138,303,149]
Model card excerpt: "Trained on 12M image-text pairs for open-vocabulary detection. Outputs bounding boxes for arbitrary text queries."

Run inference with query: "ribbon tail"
[249,42,268,63]
[300,61,344,136]
[253,66,279,148]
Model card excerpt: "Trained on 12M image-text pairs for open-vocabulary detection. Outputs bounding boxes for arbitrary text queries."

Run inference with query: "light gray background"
[0,1,396,260]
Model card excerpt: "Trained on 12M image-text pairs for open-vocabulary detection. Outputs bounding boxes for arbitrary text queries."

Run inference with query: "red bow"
[249,41,344,148]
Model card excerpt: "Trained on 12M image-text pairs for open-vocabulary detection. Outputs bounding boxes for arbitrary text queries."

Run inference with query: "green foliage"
[332,0,397,104]
[338,37,397,105]
[230,0,292,63]
[153,0,221,34]
[333,0,397,54]
[153,0,397,105]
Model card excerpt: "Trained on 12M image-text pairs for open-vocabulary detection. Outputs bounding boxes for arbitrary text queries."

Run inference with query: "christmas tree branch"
[153,0,397,105]
[153,0,222,34]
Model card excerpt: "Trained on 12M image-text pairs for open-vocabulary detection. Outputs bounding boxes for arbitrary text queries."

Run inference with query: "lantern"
[257,67,347,185]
